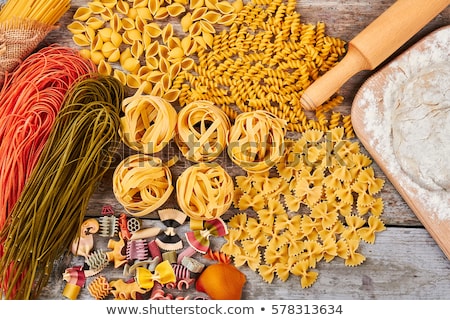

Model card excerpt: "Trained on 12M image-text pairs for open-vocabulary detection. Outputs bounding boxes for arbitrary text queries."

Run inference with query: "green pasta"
[0,75,125,299]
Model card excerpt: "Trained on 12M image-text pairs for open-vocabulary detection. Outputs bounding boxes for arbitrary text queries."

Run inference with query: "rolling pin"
[300,0,450,111]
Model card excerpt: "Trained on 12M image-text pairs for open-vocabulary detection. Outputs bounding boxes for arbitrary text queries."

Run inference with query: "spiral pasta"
[227,110,287,173]
[175,100,231,162]
[113,154,174,217]
[119,85,177,154]
[176,163,234,220]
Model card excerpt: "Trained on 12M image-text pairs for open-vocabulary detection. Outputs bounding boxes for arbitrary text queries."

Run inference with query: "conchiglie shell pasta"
[73,7,92,21]
[72,34,90,47]
[167,3,186,16]
[67,21,85,34]
[215,1,235,14]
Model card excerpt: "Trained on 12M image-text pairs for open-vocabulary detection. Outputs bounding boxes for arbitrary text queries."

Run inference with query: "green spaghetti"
[0,75,125,299]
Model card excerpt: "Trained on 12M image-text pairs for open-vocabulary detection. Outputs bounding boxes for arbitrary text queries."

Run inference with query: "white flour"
[357,27,450,221]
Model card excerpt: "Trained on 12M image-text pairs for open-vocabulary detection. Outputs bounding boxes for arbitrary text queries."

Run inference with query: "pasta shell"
[98,27,112,42]
[202,11,221,23]
[190,0,204,9]
[135,16,146,33]
[181,37,197,56]
[78,49,91,60]
[126,73,142,88]
[131,40,144,58]
[158,45,169,59]
[194,36,207,49]
[202,31,214,48]
[107,48,121,63]
[111,31,123,47]
[150,81,164,97]
[167,3,186,17]
[122,17,135,30]
[91,35,104,51]
[85,26,96,41]
[67,21,85,34]
[160,73,172,91]
[88,2,106,14]
[122,57,141,73]
[142,81,153,94]
[133,0,148,8]
[191,7,208,21]
[168,48,184,63]
[166,37,181,51]
[188,21,202,37]
[154,7,169,20]
[145,41,159,57]
[181,57,195,70]
[86,16,105,30]
[137,66,153,79]
[168,61,182,79]
[217,13,236,26]
[100,7,114,21]
[90,50,105,65]
[120,48,132,65]
[101,0,117,9]
[215,1,235,14]
[102,41,117,58]
[147,70,164,83]
[114,69,128,86]
[145,56,159,69]
[145,23,162,38]
[205,0,217,10]
[98,60,112,76]
[72,34,90,47]
[127,7,138,19]
[163,89,181,102]
[161,24,174,44]
[111,13,122,32]
[148,0,161,15]
[232,0,243,12]
[159,57,170,74]
[180,13,192,33]
[200,20,215,34]
[73,7,92,21]
[136,7,152,20]
[116,0,130,15]
[143,32,152,48]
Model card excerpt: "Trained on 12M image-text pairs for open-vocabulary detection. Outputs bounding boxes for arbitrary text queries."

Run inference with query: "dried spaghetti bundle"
[0,75,125,299]
[0,0,71,82]
[0,46,96,233]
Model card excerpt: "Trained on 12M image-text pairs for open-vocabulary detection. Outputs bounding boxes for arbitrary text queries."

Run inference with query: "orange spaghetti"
[0,45,96,233]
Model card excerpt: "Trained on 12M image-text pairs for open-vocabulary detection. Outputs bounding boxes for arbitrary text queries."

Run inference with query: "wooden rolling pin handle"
[300,0,450,111]
[300,44,370,111]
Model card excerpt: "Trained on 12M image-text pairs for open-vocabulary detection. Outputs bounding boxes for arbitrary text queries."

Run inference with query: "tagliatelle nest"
[176,162,234,220]
[112,154,174,217]
[227,110,287,173]
[221,127,386,289]
[175,100,231,162]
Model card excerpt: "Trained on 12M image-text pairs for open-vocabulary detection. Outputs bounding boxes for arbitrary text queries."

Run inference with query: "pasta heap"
[0,76,125,299]
[68,0,352,133]
[113,154,174,217]
[176,162,234,220]
[227,110,286,173]
[222,127,386,288]
[175,100,231,162]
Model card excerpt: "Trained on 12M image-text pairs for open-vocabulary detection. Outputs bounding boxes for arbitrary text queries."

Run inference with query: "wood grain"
[31,0,450,299]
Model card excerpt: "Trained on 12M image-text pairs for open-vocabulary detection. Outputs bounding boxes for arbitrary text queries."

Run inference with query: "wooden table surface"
[35,0,450,300]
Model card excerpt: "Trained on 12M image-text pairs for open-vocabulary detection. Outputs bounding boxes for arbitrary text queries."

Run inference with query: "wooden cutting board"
[351,26,450,259]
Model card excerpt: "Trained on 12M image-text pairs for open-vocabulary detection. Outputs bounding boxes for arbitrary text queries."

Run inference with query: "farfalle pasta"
[175,100,231,162]
[113,154,174,217]
[176,162,234,220]
[119,85,177,154]
[222,128,387,289]
[227,110,287,173]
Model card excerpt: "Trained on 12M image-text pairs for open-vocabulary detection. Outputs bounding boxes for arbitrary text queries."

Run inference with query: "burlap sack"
[0,19,54,84]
